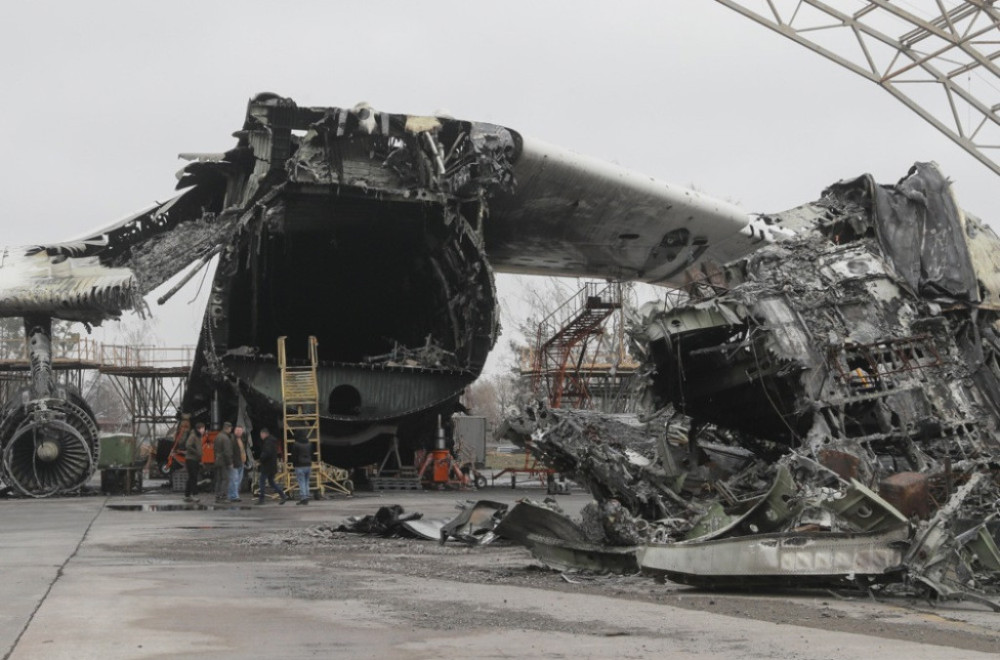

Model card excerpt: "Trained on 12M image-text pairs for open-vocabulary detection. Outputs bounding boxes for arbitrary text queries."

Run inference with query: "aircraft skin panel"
[485,136,761,284]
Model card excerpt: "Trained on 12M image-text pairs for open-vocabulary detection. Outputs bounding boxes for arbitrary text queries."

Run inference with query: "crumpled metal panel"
[440,500,508,545]
[494,500,589,546]
[823,480,909,533]
[826,164,980,302]
[525,534,639,574]
[685,465,800,541]
[962,211,1000,311]
[638,528,907,585]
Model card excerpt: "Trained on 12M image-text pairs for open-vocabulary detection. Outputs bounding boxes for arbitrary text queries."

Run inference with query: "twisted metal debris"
[510,164,1000,610]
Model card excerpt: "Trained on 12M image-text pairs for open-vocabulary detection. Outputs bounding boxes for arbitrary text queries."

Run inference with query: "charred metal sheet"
[821,480,909,534]
[494,499,589,547]
[684,465,801,542]
[961,211,1000,310]
[439,500,507,545]
[847,165,980,302]
[338,505,424,536]
[340,501,506,545]
[525,534,639,574]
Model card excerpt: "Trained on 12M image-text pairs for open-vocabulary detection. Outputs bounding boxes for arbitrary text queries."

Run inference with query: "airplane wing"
[484,137,774,285]
[1,181,230,324]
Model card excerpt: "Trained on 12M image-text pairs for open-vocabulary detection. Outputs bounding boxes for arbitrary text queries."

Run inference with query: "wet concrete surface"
[2,483,1000,659]
[106,503,255,512]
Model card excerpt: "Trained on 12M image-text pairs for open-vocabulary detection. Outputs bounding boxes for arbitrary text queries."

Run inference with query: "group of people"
[181,421,314,506]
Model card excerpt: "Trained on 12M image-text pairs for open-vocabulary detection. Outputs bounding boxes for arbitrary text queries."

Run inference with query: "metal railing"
[0,336,194,369]
[0,335,98,362]
[533,282,622,349]
[98,345,196,369]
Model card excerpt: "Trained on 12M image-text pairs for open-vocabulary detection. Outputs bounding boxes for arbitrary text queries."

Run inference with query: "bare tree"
[83,316,163,433]
[464,368,529,438]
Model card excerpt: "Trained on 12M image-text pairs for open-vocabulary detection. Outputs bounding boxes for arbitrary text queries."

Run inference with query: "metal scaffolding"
[0,335,100,404]
[716,0,1000,177]
[524,281,639,412]
[100,347,192,447]
[0,338,193,448]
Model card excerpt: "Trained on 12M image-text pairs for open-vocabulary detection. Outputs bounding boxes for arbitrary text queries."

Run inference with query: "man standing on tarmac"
[229,426,248,502]
[255,427,288,505]
[292,432,313,505]
[214,422,234,503]
[183,421,205,502]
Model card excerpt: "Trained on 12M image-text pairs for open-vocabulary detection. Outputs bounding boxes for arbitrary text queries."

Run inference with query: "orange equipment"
[416,421,469,489]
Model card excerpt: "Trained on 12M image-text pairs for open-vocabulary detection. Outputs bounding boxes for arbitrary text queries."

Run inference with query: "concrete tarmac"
[2,484,999,659]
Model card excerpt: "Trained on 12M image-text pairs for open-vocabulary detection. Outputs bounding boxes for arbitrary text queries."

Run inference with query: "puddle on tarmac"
[107,503,253,512]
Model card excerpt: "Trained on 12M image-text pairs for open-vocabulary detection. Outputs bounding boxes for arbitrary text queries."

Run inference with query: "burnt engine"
[0,318,99,497]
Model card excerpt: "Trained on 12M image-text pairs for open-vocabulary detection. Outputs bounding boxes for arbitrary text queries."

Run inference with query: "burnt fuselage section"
[180,96,513,464]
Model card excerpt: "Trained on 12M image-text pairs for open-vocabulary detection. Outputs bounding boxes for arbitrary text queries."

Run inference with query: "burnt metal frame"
[716,0,1000,177]
[826,334,945,387]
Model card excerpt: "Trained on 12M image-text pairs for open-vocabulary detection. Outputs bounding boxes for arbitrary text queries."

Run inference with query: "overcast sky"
[3,1,998,362]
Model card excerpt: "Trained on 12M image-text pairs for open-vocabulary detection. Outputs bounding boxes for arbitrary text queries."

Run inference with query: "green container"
[97,434,137,469]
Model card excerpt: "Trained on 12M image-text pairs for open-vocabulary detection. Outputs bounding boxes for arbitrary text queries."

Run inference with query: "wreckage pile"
[500,164,1000,610]
[507,401,1000,609]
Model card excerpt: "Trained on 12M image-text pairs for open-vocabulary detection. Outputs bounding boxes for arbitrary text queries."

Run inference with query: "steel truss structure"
[716,0,1000,177]
[526,282,638,412]
[0,339,192,446]
[103,368,187,447]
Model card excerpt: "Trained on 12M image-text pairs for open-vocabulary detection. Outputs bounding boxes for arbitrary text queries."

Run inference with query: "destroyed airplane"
[505,163,1000,609]
[0,93,769,497]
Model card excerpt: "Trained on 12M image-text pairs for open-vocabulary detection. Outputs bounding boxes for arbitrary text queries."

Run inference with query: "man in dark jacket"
[213,422,234,502]
[292,432,313,505]
[183,421,205,502]
[255,428,287,505]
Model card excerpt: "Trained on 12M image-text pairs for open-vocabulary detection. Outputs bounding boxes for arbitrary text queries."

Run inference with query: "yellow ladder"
[276,336,353,499]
